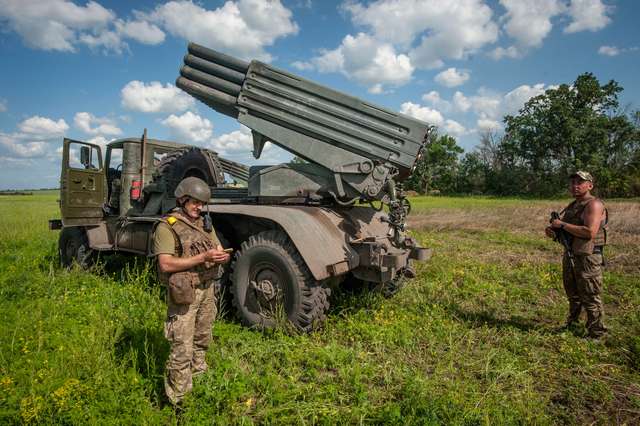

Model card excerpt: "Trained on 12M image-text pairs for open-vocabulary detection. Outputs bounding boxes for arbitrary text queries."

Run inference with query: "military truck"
[50,42,431,331]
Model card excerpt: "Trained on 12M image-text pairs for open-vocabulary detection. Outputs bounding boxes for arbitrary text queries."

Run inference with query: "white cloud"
[443,119,467,137]
[499,0,565,48]
[399,102,444,126]
[345,0,498,69]
[477,118,501,132]
[291,61,313,71]
[422,91,451,111]
[502,83,547,115]
[208,127,253,154]
[598,45,619,56]
[434,68,470,88]
[84,135,117,153]
[144,0,298,61]
[311,33,414,92]
[597,45,637,57]
[488,46,521,60]
[399,102,466,136]
[161,111,213,143]
[0,156,34,167]
[74,112,122,136]
[0,0,114,52]
[453,91,472,112]
[0,99,7,112]
[564,0,612,33]
[467,90,502,120]
[434,83,550,133]
[18,116,69,138]
[208,126,290,163]
[78,29,127,54]
[121,81,195,114]
[0,133,48,158]
[115,19,165,45]
[452,85,546,120]
[0,0,166,54]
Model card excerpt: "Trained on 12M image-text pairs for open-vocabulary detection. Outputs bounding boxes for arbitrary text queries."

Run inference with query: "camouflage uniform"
[561,197,608,337]
[153,209,223,404]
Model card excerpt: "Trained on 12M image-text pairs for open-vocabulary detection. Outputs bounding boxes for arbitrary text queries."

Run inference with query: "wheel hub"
[249,266,283,316]
[251,278,277,301]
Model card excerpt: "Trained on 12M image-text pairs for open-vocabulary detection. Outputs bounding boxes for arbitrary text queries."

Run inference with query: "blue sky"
[0,0,638,189]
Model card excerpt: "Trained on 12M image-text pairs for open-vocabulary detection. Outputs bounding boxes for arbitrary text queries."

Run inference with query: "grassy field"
[1,192,639,424]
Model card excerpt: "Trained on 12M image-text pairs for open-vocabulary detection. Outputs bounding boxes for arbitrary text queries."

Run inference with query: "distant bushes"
[408,73,640,198]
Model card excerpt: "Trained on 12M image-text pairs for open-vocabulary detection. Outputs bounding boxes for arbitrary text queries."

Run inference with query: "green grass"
[1,193,639,424]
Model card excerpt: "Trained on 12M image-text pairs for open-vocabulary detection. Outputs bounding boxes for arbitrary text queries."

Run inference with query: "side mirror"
[80,146,91,168]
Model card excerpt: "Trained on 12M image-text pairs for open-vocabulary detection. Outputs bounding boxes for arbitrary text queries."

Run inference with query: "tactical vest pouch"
[572,237,595,256]
[168,272,195,305]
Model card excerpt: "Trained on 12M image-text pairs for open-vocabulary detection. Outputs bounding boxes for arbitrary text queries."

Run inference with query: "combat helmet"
[174,176,211,203]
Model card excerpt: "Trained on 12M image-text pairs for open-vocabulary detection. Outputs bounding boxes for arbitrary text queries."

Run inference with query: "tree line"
[406,73,640,198]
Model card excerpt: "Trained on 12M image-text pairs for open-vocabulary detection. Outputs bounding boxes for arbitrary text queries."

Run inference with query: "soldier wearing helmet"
[545,171,608,339]
[152,176,231,405]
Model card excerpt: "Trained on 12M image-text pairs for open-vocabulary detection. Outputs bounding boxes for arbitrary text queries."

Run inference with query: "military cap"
[569,171,594,182]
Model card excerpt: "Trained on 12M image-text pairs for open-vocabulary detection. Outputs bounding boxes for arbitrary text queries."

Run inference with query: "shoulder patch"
[167,216,177,225]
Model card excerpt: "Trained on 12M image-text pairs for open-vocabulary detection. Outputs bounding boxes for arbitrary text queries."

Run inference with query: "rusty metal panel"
[208,204,355,280]
[207,204,395,281]
[86,222,113,250]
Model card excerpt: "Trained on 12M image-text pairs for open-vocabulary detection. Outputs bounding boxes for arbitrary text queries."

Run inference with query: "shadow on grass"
[115,325,170,404]
[447,303,549,333]
[327,277,385,317]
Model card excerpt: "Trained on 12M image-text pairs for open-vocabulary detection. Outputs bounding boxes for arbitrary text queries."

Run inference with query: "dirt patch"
[408,201,640,275]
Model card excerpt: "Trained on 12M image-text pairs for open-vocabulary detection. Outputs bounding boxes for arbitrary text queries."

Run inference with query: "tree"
[407,133,463,194]
[502,73,640,196]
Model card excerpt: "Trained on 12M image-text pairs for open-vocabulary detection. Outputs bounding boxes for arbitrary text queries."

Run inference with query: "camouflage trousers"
[164,283,217,404]
[562,252,607,337]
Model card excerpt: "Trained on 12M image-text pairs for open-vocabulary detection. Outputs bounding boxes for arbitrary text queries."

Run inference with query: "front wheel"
[230,230,331,332]
[59,227,95,269]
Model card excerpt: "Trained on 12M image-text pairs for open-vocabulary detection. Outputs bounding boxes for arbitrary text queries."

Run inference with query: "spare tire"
[147,148,224,213]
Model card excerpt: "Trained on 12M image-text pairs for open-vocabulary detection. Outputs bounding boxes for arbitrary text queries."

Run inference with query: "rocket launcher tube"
[175,77,238,119]
[177,42,430,186]
[187,42,249,73]
[183,54,246,85]
[180,65,242,97]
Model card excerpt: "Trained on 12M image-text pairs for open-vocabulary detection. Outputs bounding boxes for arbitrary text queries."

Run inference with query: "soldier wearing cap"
[545,171,608,338]
[153,176,231,404]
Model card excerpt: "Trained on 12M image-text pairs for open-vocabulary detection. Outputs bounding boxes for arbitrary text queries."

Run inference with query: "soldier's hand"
[550,219,563,229]
[203,247,230,264]
[545,226,555,238]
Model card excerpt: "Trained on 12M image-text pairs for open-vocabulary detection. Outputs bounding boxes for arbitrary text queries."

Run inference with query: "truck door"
[60,138,106,225]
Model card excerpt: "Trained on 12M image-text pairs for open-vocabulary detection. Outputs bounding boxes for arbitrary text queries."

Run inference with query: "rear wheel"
[230,230,331,332]
[59,227,95,269]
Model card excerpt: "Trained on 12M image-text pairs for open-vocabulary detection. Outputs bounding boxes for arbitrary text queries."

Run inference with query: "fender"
[206,204,392,281]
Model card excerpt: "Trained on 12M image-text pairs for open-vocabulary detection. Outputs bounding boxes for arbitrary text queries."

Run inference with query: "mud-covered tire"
[152,148,224,198]
[59,227,95,269]
[230,230,331,332]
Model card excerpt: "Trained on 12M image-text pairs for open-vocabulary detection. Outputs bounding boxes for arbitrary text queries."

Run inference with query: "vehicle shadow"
[327,277,385,317]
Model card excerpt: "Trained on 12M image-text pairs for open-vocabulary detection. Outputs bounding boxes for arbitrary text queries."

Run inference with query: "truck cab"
[52,134,227,262]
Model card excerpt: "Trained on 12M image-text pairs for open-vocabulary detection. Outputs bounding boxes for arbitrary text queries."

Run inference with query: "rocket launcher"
[176,42,431,205]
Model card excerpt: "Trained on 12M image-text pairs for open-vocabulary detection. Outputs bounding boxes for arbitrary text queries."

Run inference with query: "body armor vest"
[561,197,607,255]
[159,209,223,290]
